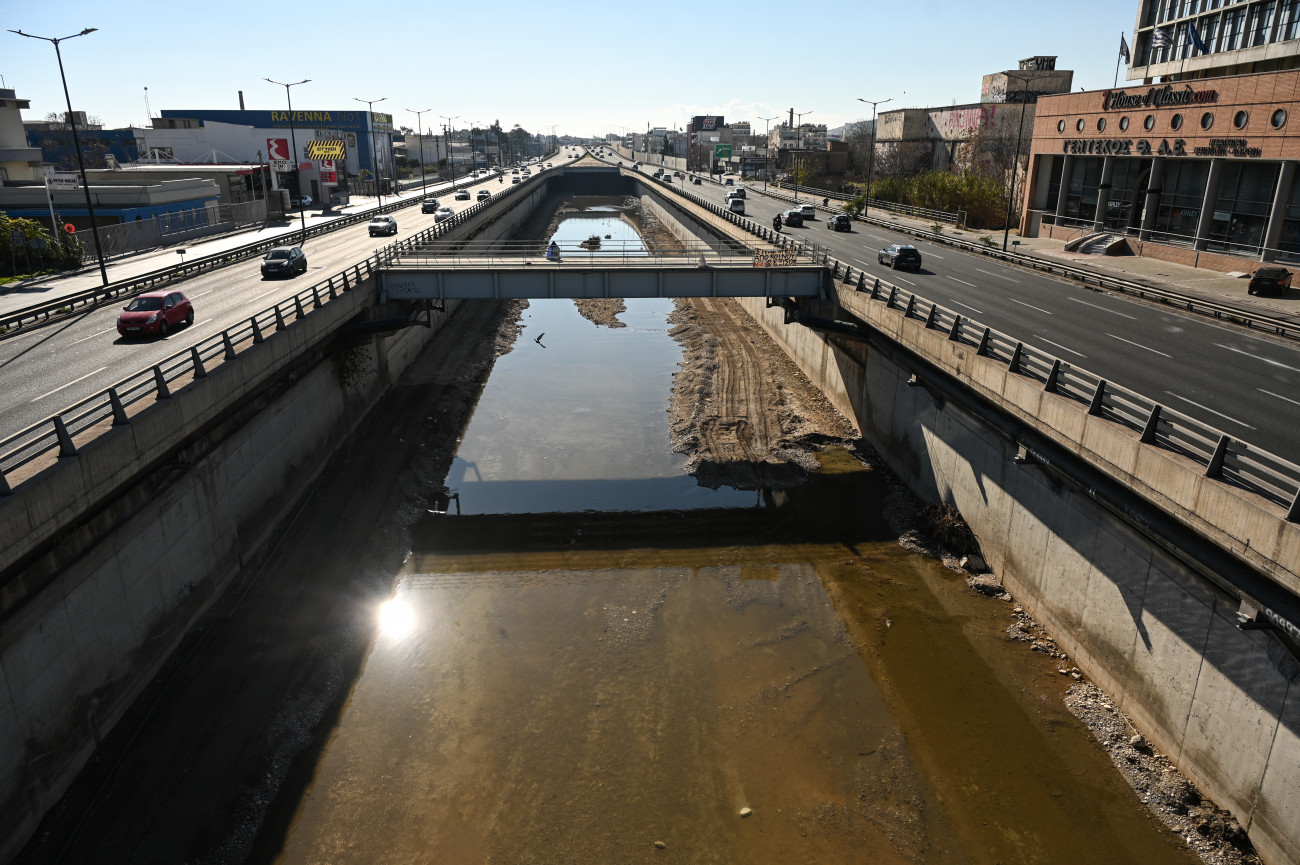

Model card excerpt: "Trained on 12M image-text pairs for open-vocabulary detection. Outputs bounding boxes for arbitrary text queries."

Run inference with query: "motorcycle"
[772,216,782,233]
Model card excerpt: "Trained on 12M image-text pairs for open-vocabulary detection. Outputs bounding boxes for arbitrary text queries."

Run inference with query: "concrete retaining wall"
[733,292,1300,865]
[0,287,459,863]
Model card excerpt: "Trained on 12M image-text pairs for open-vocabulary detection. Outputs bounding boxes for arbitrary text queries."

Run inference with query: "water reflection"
[547,207,647,259]
[445,297,754,514]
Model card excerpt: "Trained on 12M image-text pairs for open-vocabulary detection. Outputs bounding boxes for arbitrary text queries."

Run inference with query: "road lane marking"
[924,251,944,259]
[976,268,1020,283]
[1213,343,1300,374]
[72,327,117,344]
[1164,390,1256,429]
[946,276,976,287]
[952,300,984,314]
[1259,388,1300,407]
[1009,298,1054,315]
[188,288,216,298]
[1107,333,1171,357]
[1035,336,1086,357]
[33,366,107,402]
[251,285,289,301]
[892,275,917,286]
[1069,296,1136,319]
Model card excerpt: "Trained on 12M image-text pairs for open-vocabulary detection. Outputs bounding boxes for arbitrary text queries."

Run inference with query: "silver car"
[435,206,455,222]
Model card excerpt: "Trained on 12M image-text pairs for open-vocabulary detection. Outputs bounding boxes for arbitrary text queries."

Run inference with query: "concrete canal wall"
[734,292,1300,865]
[0,289,460,864]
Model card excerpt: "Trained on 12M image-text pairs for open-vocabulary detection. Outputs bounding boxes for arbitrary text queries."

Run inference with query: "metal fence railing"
[770,181,962,224]
[0,173,496,341]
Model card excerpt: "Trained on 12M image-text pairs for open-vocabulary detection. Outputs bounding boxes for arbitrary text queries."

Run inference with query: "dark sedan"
[260,245,307,278]
[878,244,922,270]
[117,290,193,338]
[827,214,852,232]
[780,209,804,228]
[1248,267,1292,296]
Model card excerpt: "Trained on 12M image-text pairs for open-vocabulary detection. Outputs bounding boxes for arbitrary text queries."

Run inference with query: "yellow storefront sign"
[306,140,347,160]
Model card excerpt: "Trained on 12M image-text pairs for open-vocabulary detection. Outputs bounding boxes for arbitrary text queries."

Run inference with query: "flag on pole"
[1119,33,1131,63]
[1151,28,1173,51]
[1188,22,1211,55]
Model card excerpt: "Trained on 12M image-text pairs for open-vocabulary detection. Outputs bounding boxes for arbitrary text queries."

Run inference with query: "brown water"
[265,209,1199,864]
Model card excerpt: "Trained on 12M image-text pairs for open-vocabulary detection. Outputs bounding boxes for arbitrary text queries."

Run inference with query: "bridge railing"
[384,238,823,269]
[830,267,1300,520]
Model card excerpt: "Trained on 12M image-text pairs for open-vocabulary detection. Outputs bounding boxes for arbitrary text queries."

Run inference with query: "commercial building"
[0,88,43,184]
[1020,4,1300,268]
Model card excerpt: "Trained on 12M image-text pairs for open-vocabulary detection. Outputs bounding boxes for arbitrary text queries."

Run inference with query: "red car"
[117,290,193,338]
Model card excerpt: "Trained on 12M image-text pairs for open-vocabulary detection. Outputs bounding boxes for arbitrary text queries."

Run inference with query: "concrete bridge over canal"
[1,155,1298,865]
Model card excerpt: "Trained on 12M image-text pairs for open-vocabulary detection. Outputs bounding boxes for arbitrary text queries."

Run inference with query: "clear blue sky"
[4,0,1140,138]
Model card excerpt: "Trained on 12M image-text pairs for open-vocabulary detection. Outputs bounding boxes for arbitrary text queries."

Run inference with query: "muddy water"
[267,212,1200,864]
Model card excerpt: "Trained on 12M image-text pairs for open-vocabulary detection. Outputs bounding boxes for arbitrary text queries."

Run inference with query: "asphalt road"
[2,147,1297,463]
[0,162,556,446]
[610,153,1300,461]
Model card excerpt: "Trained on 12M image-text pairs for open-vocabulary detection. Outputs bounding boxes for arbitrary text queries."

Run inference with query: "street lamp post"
[857,97,892,218]
[758,114,778,192]
[265,77,311,246]
[407,108,432,199]
[440,115,459,184]
[354,96,387,205]
[1000,73,1035,251]
[10,28,109,287]
[792,110,813,200]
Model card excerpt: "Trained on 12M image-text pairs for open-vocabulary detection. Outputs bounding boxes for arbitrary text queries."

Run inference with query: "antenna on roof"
[144,86,152,119]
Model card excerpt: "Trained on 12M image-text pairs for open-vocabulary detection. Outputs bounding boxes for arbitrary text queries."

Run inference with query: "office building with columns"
[1020,1,1300,269]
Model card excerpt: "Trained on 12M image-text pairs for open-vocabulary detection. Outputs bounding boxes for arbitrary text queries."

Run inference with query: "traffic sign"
[714,144,732,159]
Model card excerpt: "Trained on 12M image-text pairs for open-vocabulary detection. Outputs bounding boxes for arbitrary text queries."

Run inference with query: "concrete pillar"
[1260,161,1295,262]
[1193,158,1224,251]
[1139,157,1165,241]
[1093,156,1117,231]
[1031,154,1055,211]
[1054,154,1074,220]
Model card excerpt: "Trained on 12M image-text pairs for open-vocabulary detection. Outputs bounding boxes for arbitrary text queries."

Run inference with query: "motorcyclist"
[772,214,782,232]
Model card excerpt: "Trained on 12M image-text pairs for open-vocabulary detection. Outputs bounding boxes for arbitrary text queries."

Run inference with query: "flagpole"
[1115,40,1122,88]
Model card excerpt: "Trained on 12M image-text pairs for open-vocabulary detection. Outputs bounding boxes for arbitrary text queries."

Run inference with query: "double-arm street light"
[757,114,778,191]
[10,27,109,287]
[407,108,432,198]
[440,115,459,183]
[265,77,311,245]
[355,96,388,205]
[1000,73,1036,251]
[857,97,892,218]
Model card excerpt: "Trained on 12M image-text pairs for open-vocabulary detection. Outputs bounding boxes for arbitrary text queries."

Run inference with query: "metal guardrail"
[0,173,494,340]
[601,155,1300,522]
[0,162,559,493]
[770,181,962,224]
[828,264,1300,520]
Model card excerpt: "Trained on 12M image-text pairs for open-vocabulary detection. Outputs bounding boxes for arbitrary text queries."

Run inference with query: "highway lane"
[627,160,1300,460]
[0,166,548,444]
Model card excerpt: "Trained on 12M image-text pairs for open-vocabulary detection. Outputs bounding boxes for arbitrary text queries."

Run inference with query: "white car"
[434,206,454,221]
[799,204,817,221]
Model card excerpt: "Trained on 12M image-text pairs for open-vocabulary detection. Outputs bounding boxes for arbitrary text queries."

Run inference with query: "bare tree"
[873,141,933,179]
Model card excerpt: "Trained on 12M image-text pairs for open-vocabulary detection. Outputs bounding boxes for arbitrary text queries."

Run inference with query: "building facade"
[1020,6,1300,268]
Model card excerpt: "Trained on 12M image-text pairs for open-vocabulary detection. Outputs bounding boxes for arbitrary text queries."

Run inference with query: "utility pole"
[1000,73,1035,251]
[408,107,432,198]
[440,115,459,184]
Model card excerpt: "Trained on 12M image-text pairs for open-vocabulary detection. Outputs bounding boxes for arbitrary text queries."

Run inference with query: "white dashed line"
[1035,336,1086,357]
[33,366,107,402]
[1107,333,1171,357]
[1259,388,1300,407]
[1009,298,1054,315]
[1164,391,1256,430]
[1213,343,1300,374]
[946,276,976,287]
[1069,296,1137,319]
[976,268,1020,283]
[892,274,917,286]
[72,327,117,344]
[251,285,289,301]
[951,300,984,314]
